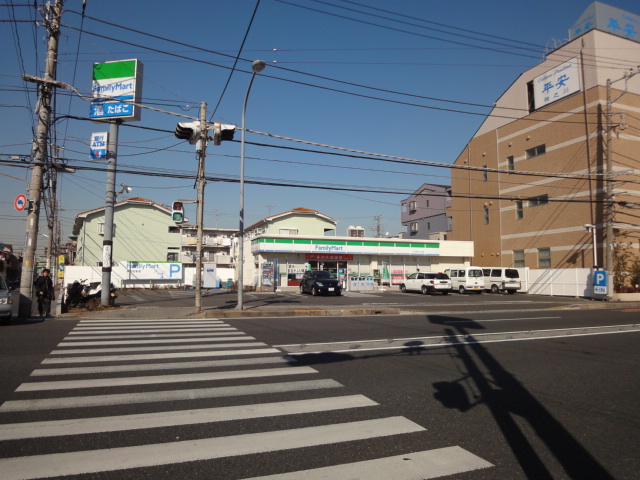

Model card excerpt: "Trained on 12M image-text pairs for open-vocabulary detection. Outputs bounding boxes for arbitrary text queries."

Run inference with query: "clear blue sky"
[2,0,639,252]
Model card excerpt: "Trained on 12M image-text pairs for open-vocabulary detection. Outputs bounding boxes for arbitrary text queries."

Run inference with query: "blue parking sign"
[593,270,607,295]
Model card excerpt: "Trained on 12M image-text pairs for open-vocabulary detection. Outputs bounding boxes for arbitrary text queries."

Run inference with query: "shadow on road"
[293,313,614,479]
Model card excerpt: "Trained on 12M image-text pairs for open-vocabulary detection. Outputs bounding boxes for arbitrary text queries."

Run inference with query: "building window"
[525,144,546,159]
[515,200,523,220]
[528,194,549,207]
[482,165,488,182]
[426,200,429,208]
[514,250,525,268]
[410,222,419,232]
[484,206,489,224]
[167,252,179,261]
[538,247,551,268]
[507,156,514,172]
[427,222,431,230]
[526,80,535,112]
[97,223,116,236]
[409,201,417,211]
[279,228,298,236]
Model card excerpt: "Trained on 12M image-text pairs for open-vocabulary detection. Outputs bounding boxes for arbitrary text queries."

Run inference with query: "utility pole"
[45,158,57,271]
[194,101,207,314]
[605,68,638,300]
[372,215,383,238]
[18,0,63,319]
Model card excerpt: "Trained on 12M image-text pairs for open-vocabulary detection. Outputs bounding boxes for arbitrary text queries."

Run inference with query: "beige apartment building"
[446,2,640,270]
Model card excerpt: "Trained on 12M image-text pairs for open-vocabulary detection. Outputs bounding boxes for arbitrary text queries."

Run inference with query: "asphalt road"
[0,293,638,479]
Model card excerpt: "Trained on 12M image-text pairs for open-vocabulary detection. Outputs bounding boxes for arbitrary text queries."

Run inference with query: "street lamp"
[238,60,266,311]
[584,224,598,268]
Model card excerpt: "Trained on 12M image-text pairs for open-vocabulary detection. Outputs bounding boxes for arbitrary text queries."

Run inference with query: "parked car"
[443,266,485,294]
[483,268,522,294]
[400,272,452,295]
[0,275,13,324]
[299,270,343,296]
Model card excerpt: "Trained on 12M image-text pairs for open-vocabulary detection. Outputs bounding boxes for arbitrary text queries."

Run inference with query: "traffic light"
[174,121,202,145]
[171,201,185,223]
[210,123,236,146]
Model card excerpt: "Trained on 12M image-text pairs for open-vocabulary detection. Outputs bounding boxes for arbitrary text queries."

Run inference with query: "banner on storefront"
[305,253,353,261]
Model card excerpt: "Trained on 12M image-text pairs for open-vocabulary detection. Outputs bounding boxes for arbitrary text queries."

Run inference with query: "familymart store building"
[250,235,474,290]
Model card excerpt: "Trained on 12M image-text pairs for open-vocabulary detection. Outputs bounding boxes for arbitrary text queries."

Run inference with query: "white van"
[482,268,521,294]
[443,267,485,294]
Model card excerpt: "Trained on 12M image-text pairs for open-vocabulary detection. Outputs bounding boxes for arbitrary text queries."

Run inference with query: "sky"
[2,0,639,254]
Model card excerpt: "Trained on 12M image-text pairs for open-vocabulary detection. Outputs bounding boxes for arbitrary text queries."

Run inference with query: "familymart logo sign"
[90,59,143,122]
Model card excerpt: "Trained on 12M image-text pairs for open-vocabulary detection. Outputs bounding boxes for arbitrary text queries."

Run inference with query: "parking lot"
[108,285,601,315]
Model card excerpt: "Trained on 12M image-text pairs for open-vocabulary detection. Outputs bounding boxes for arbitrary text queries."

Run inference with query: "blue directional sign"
[593,270,607,295]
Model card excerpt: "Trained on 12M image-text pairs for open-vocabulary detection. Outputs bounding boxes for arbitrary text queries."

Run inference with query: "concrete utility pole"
[605,68,638,300]
[18,0,63,319]
[194,101,207,314]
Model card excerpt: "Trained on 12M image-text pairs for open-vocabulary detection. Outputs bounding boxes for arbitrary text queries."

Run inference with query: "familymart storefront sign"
[251,236,474,288]
[252,237,441,256]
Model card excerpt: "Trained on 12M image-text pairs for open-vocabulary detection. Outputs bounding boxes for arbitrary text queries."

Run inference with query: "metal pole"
[18,0,63,319]
[592,226,598,268]
[238,60,266,311]
[195,101,207,314]
[101,120,120,306]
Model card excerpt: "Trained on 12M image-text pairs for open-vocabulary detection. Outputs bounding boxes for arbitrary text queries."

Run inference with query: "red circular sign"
[14,194,27,211]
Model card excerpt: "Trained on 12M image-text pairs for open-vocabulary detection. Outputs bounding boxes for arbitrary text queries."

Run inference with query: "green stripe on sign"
[93,60,137,80]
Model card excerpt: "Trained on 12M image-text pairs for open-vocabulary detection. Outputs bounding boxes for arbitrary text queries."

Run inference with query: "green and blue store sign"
[252,237,440,256]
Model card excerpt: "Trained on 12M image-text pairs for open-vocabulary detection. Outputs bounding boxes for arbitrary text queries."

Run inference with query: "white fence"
[63,265,235,289]
[526,268,598,297]
[63,265,600,298]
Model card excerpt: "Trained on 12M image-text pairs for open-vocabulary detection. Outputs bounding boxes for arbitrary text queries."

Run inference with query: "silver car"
[0,275,13,323]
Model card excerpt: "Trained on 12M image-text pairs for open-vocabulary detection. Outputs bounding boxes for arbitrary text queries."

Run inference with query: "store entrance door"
[307,261,347,276]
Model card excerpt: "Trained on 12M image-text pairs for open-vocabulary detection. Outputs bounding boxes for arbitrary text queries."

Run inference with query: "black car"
[299,270,343,296]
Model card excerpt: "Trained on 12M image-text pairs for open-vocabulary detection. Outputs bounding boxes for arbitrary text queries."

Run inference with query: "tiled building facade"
[447,3,640,270]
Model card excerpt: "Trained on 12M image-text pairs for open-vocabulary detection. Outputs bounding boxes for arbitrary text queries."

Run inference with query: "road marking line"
[68,327,237,335]
[444,316,561,323]
[247,446,493,479]
[57,335,253,346]
[41,348,282,364]
[0,379,343,412]
[17,367,318,391]
[278,324,640,355]
[0,417,422,480]
[32,356,295,376]
[65,331,243,340]
[73,325,233,331]
[51,342,265,355]
[77,319,226,325]
[0,395,376,440]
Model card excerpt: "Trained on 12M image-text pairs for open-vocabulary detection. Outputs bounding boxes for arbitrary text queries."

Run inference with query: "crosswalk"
[0,318,492,479]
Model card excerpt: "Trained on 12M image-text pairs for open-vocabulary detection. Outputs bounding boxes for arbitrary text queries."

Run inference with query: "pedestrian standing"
[34,268,54,318]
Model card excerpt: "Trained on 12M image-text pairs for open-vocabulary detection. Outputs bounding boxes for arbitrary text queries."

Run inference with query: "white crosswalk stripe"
[0,317,492,479]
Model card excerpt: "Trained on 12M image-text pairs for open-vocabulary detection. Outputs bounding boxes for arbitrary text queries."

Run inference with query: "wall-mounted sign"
[90,59,143,122]
[533,58,580,109]
[570,3,639,42]
[124,261,182,280]
[305,253,354,261]
[90,132,108,159]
